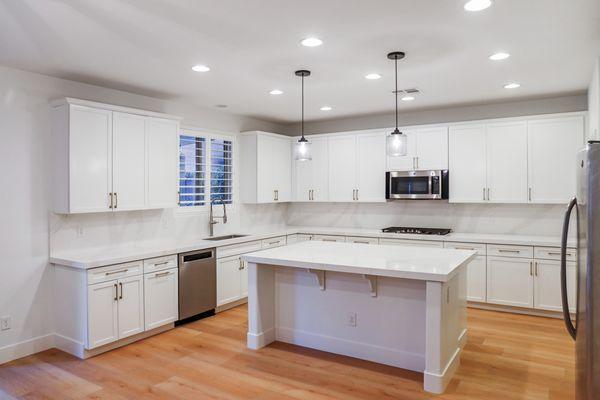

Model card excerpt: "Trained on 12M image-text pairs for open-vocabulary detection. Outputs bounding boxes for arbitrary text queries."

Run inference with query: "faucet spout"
[209,198,227,237]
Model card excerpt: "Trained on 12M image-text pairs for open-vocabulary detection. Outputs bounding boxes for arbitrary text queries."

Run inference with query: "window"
[179,135,206,207]
[178,130,234,209]
[210,138,233,204]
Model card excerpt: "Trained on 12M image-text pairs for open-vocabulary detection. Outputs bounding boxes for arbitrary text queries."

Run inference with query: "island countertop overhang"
[241,241,476,282]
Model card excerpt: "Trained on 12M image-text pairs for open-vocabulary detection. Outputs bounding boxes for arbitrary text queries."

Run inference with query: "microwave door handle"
[561,197,577,340]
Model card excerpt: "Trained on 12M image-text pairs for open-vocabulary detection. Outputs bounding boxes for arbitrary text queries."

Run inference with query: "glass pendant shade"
[294,138,312,161]
[387,130,407,157]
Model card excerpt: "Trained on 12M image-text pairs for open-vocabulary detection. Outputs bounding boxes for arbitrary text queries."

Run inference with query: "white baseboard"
[0,334,55,365]
[423,346,461,394]
[54,333,85,359]
[247,327,275,350]
[458,328,468,349]
[276,326,425,372]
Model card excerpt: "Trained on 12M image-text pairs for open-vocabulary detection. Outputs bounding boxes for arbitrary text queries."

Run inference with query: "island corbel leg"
[423,272,465,394]
[247,262,276,350]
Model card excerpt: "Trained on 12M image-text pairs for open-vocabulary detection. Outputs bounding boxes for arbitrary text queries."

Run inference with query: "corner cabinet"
[52,98,180,214]
[240,131,292,203]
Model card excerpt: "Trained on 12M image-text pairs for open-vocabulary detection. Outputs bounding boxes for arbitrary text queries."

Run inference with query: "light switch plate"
[346,312,357,327]
[1,316,11,331]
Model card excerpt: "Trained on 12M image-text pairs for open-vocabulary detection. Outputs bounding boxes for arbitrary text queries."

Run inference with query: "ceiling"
[1,0,598,123]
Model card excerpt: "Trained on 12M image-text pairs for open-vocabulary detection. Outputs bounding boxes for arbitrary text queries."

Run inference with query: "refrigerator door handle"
[561,197,578,340]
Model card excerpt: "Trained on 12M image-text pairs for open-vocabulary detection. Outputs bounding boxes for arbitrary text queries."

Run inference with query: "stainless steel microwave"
[385,170,449,200]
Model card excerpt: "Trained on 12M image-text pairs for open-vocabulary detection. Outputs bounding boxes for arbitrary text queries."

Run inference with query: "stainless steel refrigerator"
[561,141,600,399]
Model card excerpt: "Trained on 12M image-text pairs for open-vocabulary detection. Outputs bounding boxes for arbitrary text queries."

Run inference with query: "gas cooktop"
[381,227,452,235]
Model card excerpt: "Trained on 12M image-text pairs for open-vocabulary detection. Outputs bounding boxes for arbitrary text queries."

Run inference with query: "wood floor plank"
[0,306,575,399]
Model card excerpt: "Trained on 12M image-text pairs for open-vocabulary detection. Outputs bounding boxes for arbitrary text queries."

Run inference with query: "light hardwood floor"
[0,306,575,399]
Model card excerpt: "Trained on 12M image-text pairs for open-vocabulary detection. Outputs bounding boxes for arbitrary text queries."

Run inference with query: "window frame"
[177,126,236,214]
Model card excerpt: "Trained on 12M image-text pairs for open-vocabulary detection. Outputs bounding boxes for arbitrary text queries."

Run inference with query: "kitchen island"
[242,240,476,394]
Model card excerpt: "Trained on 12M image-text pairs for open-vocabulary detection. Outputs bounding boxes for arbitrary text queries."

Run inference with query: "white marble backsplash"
[285,201,568,237]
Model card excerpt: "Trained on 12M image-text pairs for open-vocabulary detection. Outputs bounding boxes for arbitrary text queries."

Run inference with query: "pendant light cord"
[301,75,305,140]
[394,57,398,130]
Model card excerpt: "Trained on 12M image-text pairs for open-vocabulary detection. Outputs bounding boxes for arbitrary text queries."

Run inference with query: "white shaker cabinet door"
[117,275,145,339]
[144,268,178,331]
[356,132,386,202]
[449,125,487,202]
[415,126,448,170]
[486,256,534,308]
[240,259,248,299]
[272,136,292,202]
[328,135,357,202]
[112,112,147,210]
[534,260,576,312]
[527,116,584,204]
[310,137,329,201]
[256,135,277,203]
[217,255,242,306]
[87,280,119,349]
[146,117,178,209]
[294,146,312,201]
[387,130,417,171]
[485,121,528,203]
[466,255,487,302]
[69,106,113,213]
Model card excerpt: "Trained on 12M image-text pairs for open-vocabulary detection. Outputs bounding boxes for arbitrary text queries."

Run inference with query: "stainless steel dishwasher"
[178,248,216,321]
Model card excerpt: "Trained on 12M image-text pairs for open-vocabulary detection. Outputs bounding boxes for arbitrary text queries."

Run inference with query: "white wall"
[286,202,566,237]
[0,65,287,362]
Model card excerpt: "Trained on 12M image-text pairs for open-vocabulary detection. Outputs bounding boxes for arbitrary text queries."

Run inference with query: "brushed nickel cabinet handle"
[322,238,337,242]
[535,261,538,276]
[356,189,359,201]
[528,187,532,202]
[353,240,370,244]
[548,251,572,257]
[109,192,113,209]
[416,157,419,170]
[154,271,171,278]
[483,188,486,201]
[114,284,118,301]
[529,261,533,276]
[498,249,520,253]
[114,192,118,209]
[268,240,281,245]
[455,246,476,251]
[486,188,490,201]
[105,269,129,276]
[119,282,123,299]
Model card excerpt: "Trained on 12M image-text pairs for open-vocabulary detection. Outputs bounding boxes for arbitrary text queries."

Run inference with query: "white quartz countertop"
[242,241,476,282]
[50,225,575,270]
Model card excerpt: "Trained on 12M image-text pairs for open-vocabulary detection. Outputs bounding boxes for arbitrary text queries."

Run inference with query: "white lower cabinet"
[312,234,346,243]
[486,256,534,308]
[116,275,145,339]
[144,268,178,331]
[534,260,576,312]
[217,254,245,307]
[87,280,120,349]
[466,256,487,302]
[379,238,444,248]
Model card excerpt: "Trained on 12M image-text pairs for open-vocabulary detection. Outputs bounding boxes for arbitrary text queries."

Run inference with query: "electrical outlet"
[76,226,84,236]
[1,316,11,331]
[346,312,357,327]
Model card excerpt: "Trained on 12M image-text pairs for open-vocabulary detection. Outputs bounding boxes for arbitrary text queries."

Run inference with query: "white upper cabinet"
[328,131,386,203]
[449,114,584,204]
[294,136,328,202]
[485,121,528,203]
[387,126,448,171]
[240,131,292,203]
[589,58,599,141]
[112,112,147,210]
[527,116,584,203]
[356,132,386,202]
[52,98,180,214]
[449,125,487,203]
[328,135,358,202]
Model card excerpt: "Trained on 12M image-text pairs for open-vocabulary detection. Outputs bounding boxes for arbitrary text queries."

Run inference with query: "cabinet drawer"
[487,244,533,259]
[444,241,487,256]
[286,234,299,244]
[87,260,143,285]
[534,246,577,262]
[261,236,287,249]
[313,235,346,243]
[143,255,177,273]
[297,234,315,242]
[380,238,443,248]
[217,240,262,259]
[346,236,379,245]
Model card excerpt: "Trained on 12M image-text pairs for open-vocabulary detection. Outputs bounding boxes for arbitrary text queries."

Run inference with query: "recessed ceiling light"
[504,82,521,89]
[269,89,283,95]
[464,0,492,12]
[365,73,382,80]
[401,96,415,101]
[301,37,323,47]
[489,52,510,61]
[192,64,210,72]
[320,106,332,111]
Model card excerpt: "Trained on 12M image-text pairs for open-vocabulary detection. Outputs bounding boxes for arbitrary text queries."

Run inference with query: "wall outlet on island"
[1,316,11,331]
[346,312,357,327]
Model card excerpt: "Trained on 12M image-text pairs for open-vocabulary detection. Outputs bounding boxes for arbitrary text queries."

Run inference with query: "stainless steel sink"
[203,234,248,241]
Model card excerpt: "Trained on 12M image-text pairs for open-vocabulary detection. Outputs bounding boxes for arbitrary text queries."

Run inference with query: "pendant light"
[294,69,312,161]
[386,51,407,157]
